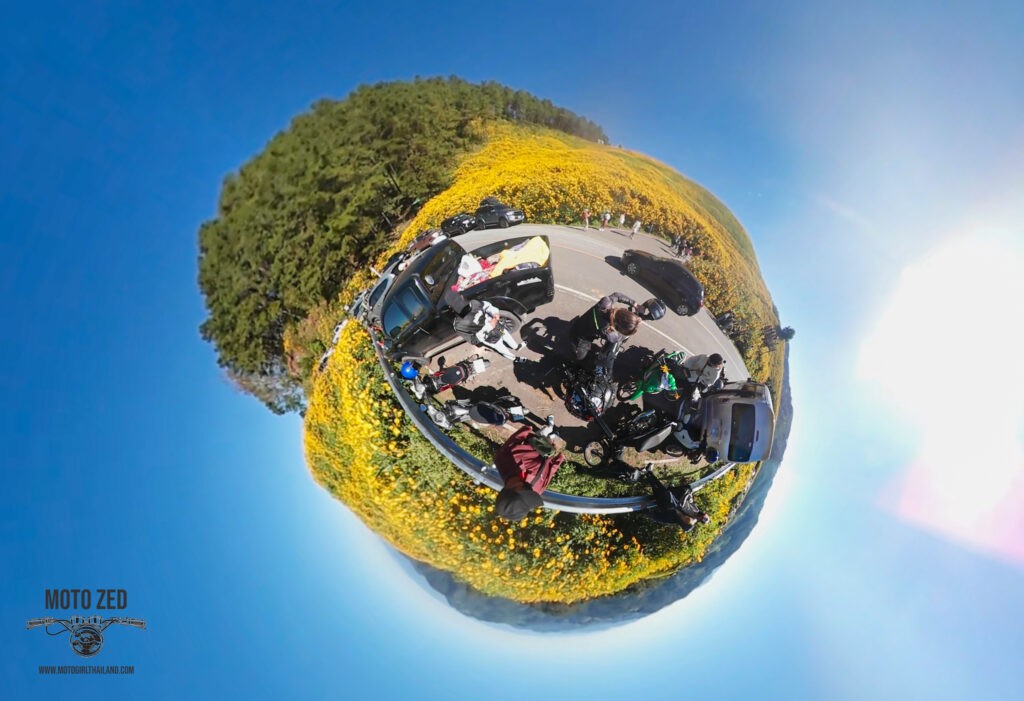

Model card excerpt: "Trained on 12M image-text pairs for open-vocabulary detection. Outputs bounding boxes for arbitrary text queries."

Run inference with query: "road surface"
[436,224,749,442]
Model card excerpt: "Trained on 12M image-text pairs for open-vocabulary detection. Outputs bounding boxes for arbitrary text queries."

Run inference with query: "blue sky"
[3,1,1023,698]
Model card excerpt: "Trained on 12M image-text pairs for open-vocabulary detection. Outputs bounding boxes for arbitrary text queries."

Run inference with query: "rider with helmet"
[568,292,641,362]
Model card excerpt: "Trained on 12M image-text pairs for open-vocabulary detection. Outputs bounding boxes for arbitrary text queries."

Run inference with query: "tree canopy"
[197,77,607,413]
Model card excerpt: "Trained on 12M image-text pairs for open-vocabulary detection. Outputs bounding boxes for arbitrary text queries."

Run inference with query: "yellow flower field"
[304,325,756,603]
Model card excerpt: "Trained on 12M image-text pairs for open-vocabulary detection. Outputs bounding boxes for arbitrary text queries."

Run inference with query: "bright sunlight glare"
[857,231,1024,564]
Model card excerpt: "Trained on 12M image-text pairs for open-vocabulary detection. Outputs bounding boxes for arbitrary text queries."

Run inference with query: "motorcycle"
[618,348,727,404]
[422,394,527,431]
[558,337,625,421]
[584,403,719,467]
[616,348,686,403]
[583,407,682,467]
[586,360,726,467]
[407,355,490,399]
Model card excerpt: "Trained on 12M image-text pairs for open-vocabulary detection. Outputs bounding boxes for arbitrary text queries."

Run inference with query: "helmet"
[565,389,594,421]
[400,361,418,379]
[704,447,720,463]
[643,298,666,321]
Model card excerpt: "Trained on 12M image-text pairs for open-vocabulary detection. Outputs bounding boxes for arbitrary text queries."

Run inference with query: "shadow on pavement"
[612,345,655,383]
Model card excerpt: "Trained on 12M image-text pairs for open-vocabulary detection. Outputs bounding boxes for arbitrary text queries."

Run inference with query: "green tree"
[198,77,607,413]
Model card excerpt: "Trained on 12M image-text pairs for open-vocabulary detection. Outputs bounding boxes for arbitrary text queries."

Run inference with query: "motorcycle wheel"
[584,441,608,466]
[617,380,638,402]
[663,440,686,457]
[497,310,522,334]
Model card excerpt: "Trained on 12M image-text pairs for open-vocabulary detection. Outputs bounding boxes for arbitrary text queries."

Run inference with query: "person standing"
[493,427,565,521]
[618,212,626,228]
[582,207,591,230]
[600,210,611,230]
[630,218,642,239]
[680,352,726,395]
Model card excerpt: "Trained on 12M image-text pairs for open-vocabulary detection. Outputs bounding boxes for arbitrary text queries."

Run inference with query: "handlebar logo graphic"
[28,588,145,657]
[27,616,146,657]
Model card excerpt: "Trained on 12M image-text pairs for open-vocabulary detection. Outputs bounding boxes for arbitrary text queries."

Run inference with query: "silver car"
[699,380,775,463]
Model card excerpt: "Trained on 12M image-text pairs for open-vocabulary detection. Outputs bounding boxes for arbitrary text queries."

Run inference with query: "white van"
[697,380,775,463]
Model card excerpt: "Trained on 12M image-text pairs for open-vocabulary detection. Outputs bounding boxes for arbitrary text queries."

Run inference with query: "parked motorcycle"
[616,348,686,403]
[422,395,527,431]
[618,348,727,404]
[558,337,625,421]
[407,355,490,399]
[583,407,682,466]
[584,403,719,467]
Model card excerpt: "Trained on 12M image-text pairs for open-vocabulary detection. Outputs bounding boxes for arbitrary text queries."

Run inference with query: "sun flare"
[857,231,1024,563]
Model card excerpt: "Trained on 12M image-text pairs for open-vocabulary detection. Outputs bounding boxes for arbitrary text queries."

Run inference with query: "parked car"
[688,380,775,463]
[374,235,555,362]
[408,228,448,253]
[620,249,704,316]
[475,198,525,229]
[640,378,776,463]
[363,250,416,327]
[440,213,479,236]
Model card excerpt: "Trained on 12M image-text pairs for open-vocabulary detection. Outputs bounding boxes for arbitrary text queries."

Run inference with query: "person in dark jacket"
[493,425,565,521]
[640,467,710,532]
[568,292,640,361]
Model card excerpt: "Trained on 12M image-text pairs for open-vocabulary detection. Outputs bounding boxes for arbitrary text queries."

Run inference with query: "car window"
[727,403,756,462]
[382,284,429,338]
[368,278,390,309]
[422,241,461,290]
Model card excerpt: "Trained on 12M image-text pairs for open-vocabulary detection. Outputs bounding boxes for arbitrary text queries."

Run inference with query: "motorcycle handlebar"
[26,617,58,630]
[110,617,147,630]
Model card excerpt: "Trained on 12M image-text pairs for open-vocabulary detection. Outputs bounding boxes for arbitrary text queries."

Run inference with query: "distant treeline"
[197,77,607,413]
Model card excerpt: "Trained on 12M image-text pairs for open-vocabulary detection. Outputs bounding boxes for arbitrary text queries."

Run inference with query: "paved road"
[431,223,749,448]
[458,223,747,369]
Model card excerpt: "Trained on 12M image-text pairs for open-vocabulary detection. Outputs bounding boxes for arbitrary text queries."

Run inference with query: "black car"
[440,212,478,236]
[376,235,555,362]
[620,249,704,316]
[475,197,525,229]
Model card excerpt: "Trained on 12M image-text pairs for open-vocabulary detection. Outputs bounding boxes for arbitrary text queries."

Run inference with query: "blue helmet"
[400,361,418,379]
